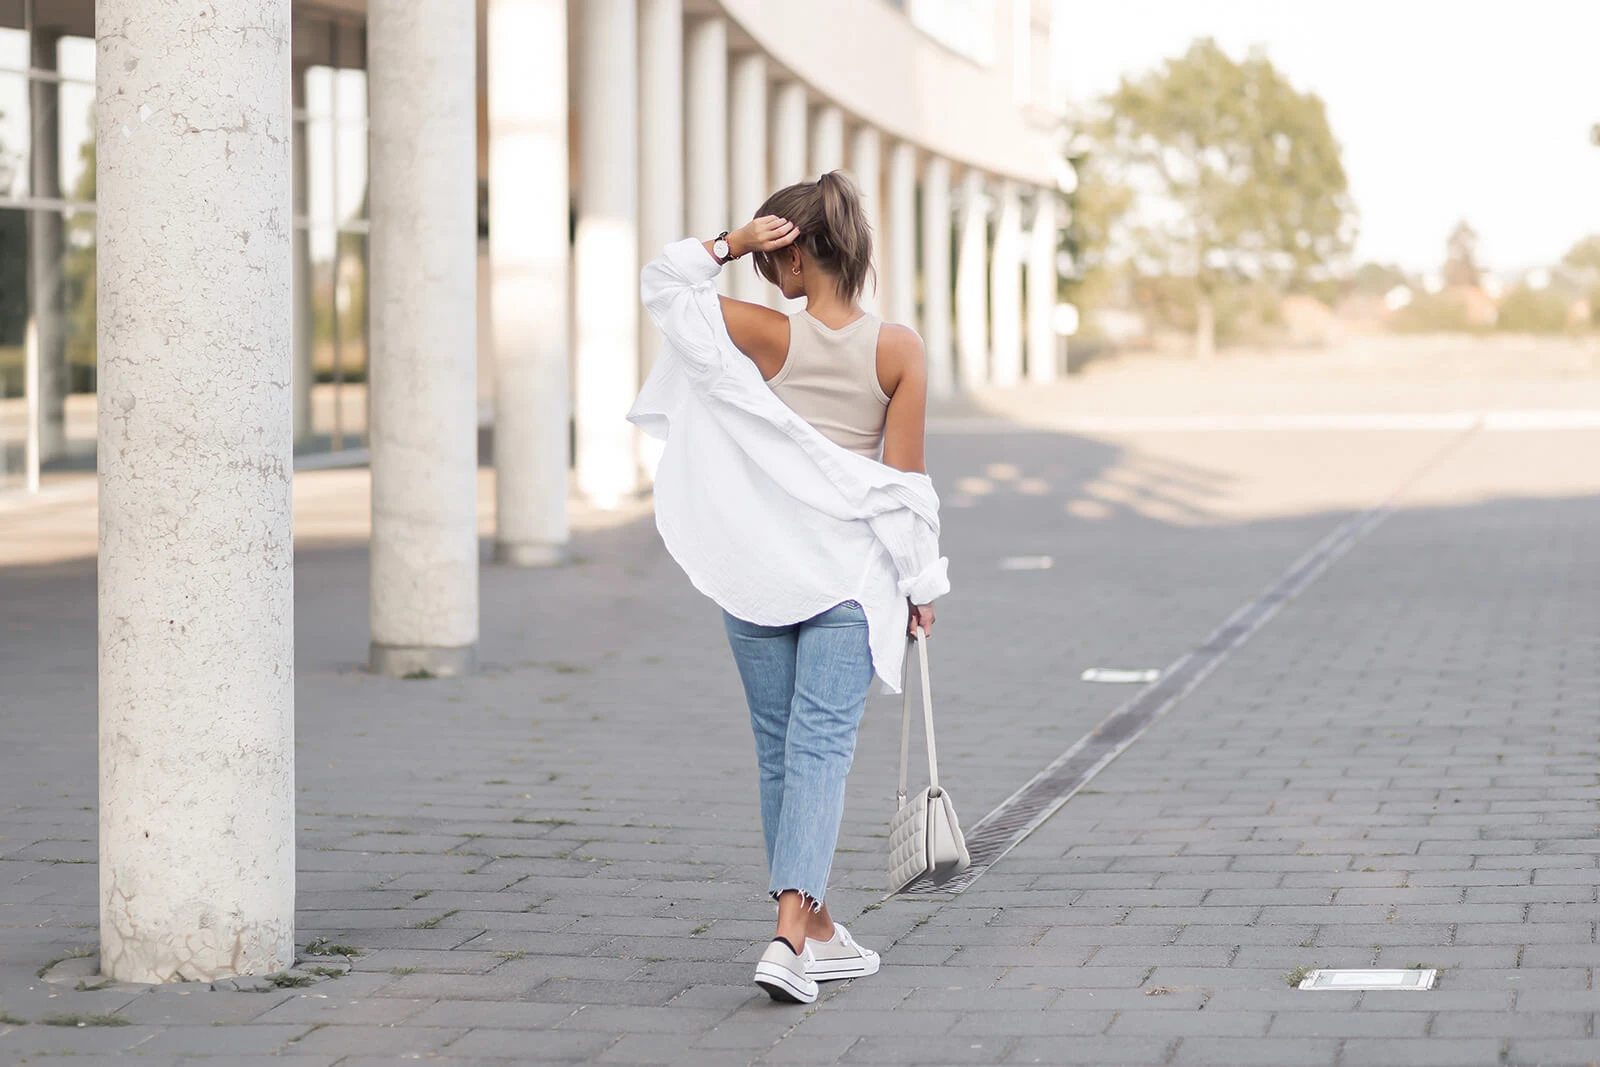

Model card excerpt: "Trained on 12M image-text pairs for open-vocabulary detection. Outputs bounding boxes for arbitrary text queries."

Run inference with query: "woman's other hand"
[731,215,799,257]
[908,601,936,637]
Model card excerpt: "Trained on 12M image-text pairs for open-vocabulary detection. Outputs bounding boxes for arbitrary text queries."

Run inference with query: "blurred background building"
[0,0,1073,495]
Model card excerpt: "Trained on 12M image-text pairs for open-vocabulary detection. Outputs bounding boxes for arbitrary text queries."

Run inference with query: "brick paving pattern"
[2,375,1598,1065]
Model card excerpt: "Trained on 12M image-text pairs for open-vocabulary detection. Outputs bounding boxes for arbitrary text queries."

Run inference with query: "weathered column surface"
[886,140,916,328]
[684,15,727,254]
[96,0,295,984]
[368,0,480,674]
[489,0,570,565]
[770,82,807,188]
[573,0,640,507]
[1027,190,1059,385]
[810,104,844,175]
[768,81,808,310]
[989,179,1023,388]
[638,0,683,373]
[955,168,989,391]
[848,125,882,314]
[921,155,954,398]
[728,51,768,304]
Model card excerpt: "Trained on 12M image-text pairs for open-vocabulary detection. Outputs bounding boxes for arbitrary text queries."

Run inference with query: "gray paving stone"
[1004,1036,1176,1065]
[1168,1036,1339,1066]
[444,1027,621,1060]
[1339,1038,1505,1066]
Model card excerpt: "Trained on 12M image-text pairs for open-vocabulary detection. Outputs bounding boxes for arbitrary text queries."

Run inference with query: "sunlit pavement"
[3,349,1598,1066]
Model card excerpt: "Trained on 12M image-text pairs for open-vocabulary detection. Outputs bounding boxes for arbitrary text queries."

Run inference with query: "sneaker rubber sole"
[754,960,818,1004]
[806,952,880,981]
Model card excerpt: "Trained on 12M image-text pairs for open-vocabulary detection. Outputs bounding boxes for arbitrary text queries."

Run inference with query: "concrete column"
[920,156,954,398]
[728,51,768,303]
[989,179,1023,388]
[809,104,844,175]
[489,0,570,566]
[1026,189,1058,385]
[28,29,66,463]
[637,0,682,373]
[684,16,727,257]
[291,65,314,444]
[573,0,640,507]
[768,81,807,311]
[770,82,807,187]
[848,125,882,313]
[955,168,989,391]
[368,0,480,675]
[96,0,294,984]
[885,140,916,328]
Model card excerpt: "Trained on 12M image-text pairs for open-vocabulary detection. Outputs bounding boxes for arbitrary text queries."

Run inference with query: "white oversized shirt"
[629,238,950,692]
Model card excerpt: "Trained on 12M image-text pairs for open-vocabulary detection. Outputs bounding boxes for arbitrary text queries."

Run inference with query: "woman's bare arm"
[878,324,927,474]
[702,216,799,379]
[877,324,937,635]
[718,297,789,380]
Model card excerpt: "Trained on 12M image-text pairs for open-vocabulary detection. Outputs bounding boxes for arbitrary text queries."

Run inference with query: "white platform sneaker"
[754,938,818,1004]
[803,923,880,981]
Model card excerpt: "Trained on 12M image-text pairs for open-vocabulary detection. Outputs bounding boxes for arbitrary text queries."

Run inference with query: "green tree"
[1562,234,1600,275]
[1443,219,1480,288]
[1098,38,1355,358]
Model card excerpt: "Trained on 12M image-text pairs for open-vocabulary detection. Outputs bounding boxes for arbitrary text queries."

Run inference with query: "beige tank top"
[765,310,890,458]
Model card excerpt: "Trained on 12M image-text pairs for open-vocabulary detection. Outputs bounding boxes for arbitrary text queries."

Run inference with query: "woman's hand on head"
[907,601,936,638]
[731,215,799,257]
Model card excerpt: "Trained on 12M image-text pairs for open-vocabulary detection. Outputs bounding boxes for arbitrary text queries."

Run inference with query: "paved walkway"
[2,360,1599,1065]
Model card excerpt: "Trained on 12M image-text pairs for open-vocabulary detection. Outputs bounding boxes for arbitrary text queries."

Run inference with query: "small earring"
[791,265,802,276]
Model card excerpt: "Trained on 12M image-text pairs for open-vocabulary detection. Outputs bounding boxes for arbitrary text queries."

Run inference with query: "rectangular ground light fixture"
[1298,969,1438,991]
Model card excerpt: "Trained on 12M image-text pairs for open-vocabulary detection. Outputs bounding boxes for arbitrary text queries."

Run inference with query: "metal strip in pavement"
[899,429,1478,897]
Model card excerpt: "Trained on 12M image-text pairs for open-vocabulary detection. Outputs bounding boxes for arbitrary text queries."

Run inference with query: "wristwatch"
[712,231,742,264]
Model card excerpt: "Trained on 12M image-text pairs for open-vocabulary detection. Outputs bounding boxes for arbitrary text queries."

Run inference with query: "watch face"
[713,238,730,260]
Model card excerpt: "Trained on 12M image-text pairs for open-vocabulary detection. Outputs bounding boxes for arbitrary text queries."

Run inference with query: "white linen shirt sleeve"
[639,238,949,606]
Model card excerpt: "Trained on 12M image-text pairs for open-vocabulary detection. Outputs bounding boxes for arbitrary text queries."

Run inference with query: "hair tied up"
[749,170,875,304]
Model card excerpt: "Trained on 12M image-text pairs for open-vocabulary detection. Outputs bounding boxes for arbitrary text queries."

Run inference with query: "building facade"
[0,0,1069,492]
[6,0,1067,983]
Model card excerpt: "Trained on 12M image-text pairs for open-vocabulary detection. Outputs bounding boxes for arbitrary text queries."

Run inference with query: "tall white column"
[989,179,1023,388]
[848,125,882,313]
[1027,190,1059,385]
[574,0,640,506]
[29,29,66,463]
[638,0,683,374]
[768,82,808,310]
[97,0,294,984]
[728,51,768,303]
[684,15,727,265]
[955,169,989,391]
[885,141,916,328]
[770,82,807,187]
[920,156,954,398]
[489,0,570,566]
[810,104,844,175]
[368,0,480,675]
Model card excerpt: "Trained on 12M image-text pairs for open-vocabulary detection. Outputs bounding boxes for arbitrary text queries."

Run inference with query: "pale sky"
[1056,0,1600,275]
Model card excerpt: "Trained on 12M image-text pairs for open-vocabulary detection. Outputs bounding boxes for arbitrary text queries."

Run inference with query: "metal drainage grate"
[1298,969,1438,991]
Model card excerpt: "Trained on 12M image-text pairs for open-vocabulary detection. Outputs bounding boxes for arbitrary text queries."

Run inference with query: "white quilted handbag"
[888,631,970,893]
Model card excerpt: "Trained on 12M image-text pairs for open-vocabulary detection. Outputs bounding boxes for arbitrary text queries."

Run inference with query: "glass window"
[0,6,23,73]
[0,205,23,479]
[0,71,28,199]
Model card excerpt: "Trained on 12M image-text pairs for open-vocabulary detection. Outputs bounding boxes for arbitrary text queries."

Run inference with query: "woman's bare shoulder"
[875,322,926,396]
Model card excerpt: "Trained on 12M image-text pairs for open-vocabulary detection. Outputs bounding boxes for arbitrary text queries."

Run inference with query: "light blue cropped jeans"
[722,600,876,909]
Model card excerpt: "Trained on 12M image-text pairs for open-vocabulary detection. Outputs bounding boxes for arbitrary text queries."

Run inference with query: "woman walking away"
[630,172,949,1005]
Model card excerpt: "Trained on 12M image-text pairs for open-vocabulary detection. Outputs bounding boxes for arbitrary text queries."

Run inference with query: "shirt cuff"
[664,236,724,284]
[898,556,950,605]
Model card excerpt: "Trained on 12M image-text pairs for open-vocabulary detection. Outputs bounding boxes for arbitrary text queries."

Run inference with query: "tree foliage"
[1096,38,1356,355]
